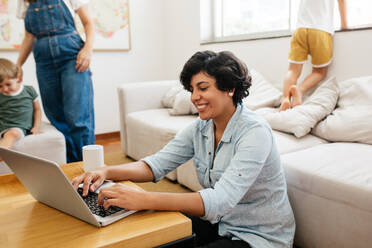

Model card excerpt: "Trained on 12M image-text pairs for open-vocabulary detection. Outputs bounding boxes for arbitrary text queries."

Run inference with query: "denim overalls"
[25,0,95,162]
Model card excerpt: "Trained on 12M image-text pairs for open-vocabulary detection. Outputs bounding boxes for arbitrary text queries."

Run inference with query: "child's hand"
[30,127,41,134]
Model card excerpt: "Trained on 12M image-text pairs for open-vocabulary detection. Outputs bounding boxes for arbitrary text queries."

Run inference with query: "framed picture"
[0,0,131,51]
[76,0,131,51]
[0,1,24,50]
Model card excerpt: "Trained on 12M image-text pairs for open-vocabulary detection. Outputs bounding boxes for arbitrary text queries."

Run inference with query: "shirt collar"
[199,104,243,143]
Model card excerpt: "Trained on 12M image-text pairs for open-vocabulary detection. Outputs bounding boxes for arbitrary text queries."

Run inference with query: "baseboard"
[95,131,120,141]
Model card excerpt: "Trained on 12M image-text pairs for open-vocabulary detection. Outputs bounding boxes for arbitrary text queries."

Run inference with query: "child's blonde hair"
[0,58,19,83]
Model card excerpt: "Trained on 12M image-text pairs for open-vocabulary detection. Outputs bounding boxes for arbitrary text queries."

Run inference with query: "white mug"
[82,144,104,172]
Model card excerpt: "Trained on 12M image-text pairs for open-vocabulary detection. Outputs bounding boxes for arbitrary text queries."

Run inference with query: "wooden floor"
[95,132,122,154]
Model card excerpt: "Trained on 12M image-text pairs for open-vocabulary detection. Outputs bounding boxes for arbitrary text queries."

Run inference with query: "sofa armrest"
[117,80,178,154]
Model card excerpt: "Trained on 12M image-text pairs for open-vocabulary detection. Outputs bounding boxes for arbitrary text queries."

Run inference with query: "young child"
[279,0,347,111]
[0,58,41,155]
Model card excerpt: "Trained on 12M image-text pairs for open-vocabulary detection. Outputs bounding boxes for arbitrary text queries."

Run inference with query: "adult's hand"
[71,168,107,196]
[16,65,23,82]
[97,184,147,211]
[75,46,92,72]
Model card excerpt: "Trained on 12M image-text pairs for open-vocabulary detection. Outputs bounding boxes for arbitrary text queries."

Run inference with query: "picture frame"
[0,0,131,51]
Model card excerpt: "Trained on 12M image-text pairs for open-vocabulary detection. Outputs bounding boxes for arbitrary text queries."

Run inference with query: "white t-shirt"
[296,0,336,34]
[16,0,89,19]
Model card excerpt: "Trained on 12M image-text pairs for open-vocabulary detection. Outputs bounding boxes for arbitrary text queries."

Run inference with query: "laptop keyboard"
[77,188,125,217]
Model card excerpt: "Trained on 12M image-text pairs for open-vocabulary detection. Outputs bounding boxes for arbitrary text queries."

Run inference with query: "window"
[201,0,372,44]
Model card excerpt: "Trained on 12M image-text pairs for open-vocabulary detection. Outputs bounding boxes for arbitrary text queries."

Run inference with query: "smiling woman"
[72,50,296,248]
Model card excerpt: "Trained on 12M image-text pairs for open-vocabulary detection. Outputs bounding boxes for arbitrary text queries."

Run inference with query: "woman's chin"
[198,113,211,120]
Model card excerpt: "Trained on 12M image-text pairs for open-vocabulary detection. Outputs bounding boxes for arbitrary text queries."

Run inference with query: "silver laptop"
[0,147,136,227]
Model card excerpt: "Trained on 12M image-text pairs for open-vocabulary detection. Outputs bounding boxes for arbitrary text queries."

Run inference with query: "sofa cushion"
[161,84,198,116]
[282,142,372,214]
[243,69,282,110]
[272,130,328,154]
[126,109,197,160]
[312,76,372,145]
[0,122,66,174]
[256,76,339,138]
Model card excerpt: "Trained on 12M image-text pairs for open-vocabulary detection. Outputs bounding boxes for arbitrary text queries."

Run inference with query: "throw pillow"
[169,90,198,115]
[312,76,372,144]
[243,69,282,110]
[161,84,183,108]
[256,76,339,138]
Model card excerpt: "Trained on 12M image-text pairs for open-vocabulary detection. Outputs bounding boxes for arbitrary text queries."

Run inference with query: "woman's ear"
[228,89,235,97]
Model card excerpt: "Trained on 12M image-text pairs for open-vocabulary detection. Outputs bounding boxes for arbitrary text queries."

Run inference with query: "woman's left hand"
[76,46,92,72]
[97,184,147,211]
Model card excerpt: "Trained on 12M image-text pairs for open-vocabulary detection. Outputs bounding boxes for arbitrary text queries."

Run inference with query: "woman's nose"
[191,91,200,101]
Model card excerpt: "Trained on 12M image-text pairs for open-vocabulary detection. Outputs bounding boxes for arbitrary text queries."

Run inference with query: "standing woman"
[16,0,95,162]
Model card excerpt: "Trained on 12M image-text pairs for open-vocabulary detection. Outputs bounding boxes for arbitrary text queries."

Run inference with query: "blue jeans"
[35,34,95,162]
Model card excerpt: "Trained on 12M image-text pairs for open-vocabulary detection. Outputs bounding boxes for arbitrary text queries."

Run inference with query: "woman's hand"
[76,46,92,72]
[71,168,107,196]
[97,184,147,211]
[16,65,23,82]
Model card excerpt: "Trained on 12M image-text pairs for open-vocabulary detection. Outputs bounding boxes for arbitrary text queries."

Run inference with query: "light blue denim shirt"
[143,104,295,248]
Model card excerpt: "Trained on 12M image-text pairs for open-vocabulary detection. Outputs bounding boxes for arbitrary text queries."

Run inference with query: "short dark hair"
[180,50,251,106]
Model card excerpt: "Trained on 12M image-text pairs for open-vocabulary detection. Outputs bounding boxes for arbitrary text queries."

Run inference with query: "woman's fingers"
[76,49,91,72]
[97,188,118,205]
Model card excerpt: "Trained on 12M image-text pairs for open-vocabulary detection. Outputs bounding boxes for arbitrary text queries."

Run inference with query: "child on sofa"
[279,0,347,111]
[0,58,41,158]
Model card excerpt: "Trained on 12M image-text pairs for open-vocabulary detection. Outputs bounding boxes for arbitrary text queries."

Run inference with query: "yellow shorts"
[288,28,333,68]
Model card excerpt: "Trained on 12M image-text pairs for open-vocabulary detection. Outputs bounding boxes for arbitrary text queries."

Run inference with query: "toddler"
[0,58,41,156]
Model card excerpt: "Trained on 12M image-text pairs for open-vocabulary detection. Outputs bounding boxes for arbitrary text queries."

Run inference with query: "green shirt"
[0,85,38,134]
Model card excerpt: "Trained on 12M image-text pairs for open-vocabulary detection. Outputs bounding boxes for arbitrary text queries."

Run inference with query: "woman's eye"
[200,87,207,91]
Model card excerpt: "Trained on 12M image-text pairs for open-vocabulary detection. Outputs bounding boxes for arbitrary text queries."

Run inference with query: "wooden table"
[0,162,192,248]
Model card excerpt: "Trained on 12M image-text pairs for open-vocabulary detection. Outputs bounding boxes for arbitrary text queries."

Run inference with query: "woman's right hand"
[71,168,107,196]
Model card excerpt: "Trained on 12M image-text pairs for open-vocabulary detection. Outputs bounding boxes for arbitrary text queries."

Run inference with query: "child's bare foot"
[290,85,303,107]
[279,97,291,111]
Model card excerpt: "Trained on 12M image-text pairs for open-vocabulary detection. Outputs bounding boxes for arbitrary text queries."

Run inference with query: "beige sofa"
[0,122,66,174]
[117,79,372,248]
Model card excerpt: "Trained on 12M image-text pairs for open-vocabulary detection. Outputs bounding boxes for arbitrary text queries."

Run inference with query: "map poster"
[0,0,131,51]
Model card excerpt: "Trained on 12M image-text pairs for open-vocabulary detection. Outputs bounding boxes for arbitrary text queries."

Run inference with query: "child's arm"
[30,100,42,134]
[75,5,95,73]
[338,0,348,30]
[16,31,35,82]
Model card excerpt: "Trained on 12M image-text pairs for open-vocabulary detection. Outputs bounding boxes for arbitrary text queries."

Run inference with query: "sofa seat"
[126,109,197,180]
[126,109,197,160]
[282,142,372,248]
[0,122,66,175]
[273,130,328,154]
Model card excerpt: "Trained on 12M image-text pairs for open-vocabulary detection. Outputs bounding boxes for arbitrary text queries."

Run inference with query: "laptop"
[0,147,136,227]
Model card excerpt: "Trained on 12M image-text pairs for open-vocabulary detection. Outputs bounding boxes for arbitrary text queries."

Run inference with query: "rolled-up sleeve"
[16,0,28,19]
[199,126,273,222]
[69,0,90,10]
[142,121,196,182]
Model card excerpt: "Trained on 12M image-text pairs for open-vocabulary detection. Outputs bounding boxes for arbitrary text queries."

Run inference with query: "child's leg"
[0,129,23,149]
[279,63,303,111]
[0,129,24,161]
[292,66,328,107]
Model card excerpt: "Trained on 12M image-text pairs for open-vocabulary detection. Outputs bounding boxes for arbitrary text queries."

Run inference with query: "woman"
[16,0,95,162]
[72,51,295,248]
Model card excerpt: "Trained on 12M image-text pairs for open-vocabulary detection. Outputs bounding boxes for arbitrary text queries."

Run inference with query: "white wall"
[0,0,166,134]
[2,0,371,134]
[163,0,372,89]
